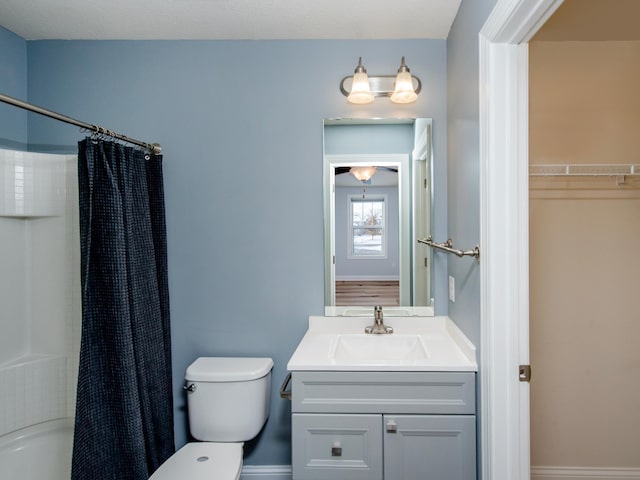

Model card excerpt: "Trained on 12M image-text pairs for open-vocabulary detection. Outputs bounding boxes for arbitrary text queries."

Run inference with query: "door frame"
[479,1,564,479]
[323,154,410,306]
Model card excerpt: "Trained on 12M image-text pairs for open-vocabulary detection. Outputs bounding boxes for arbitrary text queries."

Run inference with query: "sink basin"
[287,316,478,371]
[330,334,429,365]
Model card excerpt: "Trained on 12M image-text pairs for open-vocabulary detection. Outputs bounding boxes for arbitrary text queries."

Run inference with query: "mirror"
[323,118,434,316]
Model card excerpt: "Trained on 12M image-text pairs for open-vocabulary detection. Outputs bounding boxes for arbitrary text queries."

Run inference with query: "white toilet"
[150,357,274,480]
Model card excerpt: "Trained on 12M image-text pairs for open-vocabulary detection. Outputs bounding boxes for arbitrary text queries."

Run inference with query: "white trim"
[240,465,292,479]
[481,0,564,43]
[479,33,528,480]
[531,466,640,480]
[324,154,410,306]
[335,275,400,281]
[479,1,565,480]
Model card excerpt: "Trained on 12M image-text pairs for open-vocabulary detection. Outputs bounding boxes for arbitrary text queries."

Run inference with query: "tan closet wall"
[529,41,640,469]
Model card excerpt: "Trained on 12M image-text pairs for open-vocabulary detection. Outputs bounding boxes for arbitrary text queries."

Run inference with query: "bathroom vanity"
[285,316,478,480]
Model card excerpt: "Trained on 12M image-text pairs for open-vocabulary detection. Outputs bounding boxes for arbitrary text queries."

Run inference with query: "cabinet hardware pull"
[279,373,292,400]
[331,443,342,456]
[386,421,398,433]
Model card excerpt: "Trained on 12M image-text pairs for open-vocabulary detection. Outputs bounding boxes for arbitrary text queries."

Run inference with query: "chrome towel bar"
[418,236,480,259]
[280,373,292,400]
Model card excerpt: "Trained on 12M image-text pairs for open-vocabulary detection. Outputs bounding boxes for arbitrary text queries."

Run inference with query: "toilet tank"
[185,357,273,442]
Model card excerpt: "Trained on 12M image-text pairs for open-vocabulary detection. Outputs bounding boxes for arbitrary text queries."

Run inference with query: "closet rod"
[417,236,480,259]
[0,92,161,154]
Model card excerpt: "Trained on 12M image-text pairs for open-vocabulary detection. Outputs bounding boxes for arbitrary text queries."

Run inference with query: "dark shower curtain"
[72,138,174,480]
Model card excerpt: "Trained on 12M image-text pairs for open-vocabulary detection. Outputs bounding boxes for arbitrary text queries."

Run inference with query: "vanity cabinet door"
[383,415,476,480]
[292,413,383,480]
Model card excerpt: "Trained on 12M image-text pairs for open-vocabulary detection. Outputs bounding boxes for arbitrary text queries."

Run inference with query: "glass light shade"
[350,166,377,182]
[347,72,374,104]
[390,70,417,104]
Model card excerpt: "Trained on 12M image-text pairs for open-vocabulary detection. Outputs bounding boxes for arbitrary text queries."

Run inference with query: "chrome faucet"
[365,306,393,334]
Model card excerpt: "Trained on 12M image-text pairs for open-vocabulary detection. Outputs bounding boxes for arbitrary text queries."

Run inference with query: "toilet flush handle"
[184,383,197,393]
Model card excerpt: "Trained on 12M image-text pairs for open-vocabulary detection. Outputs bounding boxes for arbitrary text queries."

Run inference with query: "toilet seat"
[149,442,243,480]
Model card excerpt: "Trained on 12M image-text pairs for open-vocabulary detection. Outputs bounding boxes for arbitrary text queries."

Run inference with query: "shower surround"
[0,149,80,437]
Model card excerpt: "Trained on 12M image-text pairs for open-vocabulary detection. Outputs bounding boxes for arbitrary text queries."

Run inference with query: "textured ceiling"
[0,0,461,40]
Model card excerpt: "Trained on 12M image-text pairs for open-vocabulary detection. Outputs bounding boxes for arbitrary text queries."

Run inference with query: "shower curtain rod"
[0,92,161,154]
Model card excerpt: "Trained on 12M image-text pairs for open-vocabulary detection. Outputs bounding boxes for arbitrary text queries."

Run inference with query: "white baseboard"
[239,464,640,480]
[335,275,399,281]
[240,465,292,480]
[531,466,640,480]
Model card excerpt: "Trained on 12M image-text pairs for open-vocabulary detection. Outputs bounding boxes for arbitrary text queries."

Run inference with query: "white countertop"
[287,316,477,372]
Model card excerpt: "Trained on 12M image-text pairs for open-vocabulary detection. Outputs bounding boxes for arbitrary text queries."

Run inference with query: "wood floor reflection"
[335,280,400,306]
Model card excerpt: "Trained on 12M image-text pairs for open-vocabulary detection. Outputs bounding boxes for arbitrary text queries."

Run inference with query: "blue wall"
[446,0,497,349]
[0,26,27,148]
[0,37,448,465]
[446,2,498,478]
[324,123,414,154]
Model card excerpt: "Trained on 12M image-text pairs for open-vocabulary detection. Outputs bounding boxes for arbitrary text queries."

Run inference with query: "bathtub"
[0,418,73,480]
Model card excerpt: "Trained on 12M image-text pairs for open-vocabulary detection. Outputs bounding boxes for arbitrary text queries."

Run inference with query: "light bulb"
[347,58,374,105]
[390,57,417,104]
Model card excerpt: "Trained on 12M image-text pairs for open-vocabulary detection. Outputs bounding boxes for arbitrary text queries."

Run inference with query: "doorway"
[528,2,640,476]
[325,154,409,306]
[480,1,640,479]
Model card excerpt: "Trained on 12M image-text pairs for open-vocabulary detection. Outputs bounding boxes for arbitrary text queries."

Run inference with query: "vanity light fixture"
[340,57,421,104]
[350,166,377,182]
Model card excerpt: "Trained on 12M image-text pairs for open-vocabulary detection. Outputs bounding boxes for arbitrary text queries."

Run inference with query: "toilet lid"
[149,442,243,480]
[186,357,273,382]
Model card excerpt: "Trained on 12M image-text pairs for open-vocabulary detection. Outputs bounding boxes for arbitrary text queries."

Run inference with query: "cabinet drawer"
[292,371,475,414]
[292,413,383,480]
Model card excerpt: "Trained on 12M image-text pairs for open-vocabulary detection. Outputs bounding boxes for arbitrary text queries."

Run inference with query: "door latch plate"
[519,365,531,382]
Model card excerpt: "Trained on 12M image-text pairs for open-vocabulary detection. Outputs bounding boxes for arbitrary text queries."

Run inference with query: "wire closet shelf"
[529,164,640,177]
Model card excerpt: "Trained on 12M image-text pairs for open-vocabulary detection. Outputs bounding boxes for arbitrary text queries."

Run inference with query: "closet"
[529,26,640,477]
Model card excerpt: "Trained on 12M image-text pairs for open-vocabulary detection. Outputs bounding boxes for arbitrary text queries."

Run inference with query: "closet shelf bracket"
[417,236,480,259]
